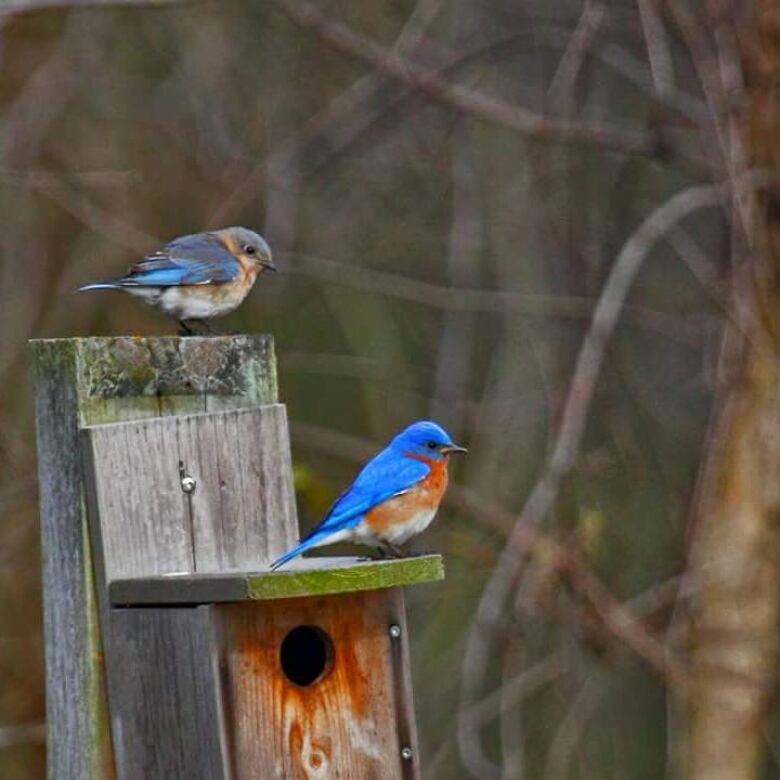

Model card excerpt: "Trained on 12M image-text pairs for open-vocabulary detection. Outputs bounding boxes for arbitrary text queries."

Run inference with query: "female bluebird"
[271,421,467,570]
[78,227,276,333]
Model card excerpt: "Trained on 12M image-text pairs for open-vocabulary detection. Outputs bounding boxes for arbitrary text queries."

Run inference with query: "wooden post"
[30,336,277,780]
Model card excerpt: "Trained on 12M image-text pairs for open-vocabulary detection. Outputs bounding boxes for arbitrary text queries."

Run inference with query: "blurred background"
[3,0,780,778]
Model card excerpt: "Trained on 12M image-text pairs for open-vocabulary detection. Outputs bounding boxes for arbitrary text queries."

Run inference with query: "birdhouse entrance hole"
[280,625,334,687]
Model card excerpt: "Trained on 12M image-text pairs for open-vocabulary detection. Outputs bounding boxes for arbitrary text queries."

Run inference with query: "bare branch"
[430,123,481,433]
[458,180,729,754]
[288,252,707,344]
[547,1,607,114]
[213,22,706,227]
[458,654,564,780]
[270,0,658,156]
[638,0,676,99]
[544,672,609,780]
[0,0,191,15]
[0,168,138,189]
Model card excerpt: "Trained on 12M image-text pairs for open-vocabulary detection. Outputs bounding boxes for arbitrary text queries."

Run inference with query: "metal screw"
[388,624,401,639]
[400,747,413,761]
[178,461,196,494]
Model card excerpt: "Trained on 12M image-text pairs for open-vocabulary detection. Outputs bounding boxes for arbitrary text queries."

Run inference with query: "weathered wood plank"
[109,555,445,605]
[82,405,298,581]
[82,417,193,581]
[30,335,277,779]
[179,405,297,571]
[31,342,114,780]
[214,592,414,779]
[105,606,228,780]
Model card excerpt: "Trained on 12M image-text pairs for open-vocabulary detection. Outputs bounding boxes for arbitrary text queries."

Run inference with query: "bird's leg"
[380,541,407,559]
[193,319,220,335]
[178,320,195,336]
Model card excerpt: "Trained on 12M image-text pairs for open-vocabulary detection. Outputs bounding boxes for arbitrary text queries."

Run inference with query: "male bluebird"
[78,227,276,333]
[271,421,467,570]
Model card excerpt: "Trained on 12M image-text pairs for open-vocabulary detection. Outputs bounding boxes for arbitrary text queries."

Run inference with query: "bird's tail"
[77,281,121,292]
[270,530,331,571]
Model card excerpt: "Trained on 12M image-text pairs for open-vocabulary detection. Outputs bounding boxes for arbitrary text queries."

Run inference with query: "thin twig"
[430,123,481,433]
[0,0,192,14]
[548,0,607,114]
[544,672,610,780]
[288,252,707,344]
[458,654,564,780]
[0,168,138,189]
[637,0,676,99]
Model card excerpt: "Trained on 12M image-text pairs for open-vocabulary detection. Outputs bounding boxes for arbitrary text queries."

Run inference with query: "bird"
[78,227,276,334]
[271,420,467,570]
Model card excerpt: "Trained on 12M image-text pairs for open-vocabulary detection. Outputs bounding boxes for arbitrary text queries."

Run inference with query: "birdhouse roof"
[110,554,444,605]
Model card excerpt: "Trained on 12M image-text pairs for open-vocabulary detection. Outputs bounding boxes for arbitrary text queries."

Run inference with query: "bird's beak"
[441,444,468,455]
[261,259,278,272]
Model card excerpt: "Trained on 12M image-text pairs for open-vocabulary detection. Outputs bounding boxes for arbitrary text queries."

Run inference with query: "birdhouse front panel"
[214,589,419,779]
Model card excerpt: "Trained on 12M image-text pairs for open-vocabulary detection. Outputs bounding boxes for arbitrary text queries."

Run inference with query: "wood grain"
[82,405,298,581]
[30,335,277,779]
[105,606,228,780]
[214,591,419,780]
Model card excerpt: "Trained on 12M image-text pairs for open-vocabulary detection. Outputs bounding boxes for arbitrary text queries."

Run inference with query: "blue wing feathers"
[269,530,334,571]
[270,448,430,570]
[82,232,242,289]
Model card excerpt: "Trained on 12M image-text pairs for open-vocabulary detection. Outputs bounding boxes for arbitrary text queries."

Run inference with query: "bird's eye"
[244,244,256,255]
[426,441,438,450]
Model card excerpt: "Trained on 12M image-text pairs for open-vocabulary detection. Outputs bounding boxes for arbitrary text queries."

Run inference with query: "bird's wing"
[119,233,241,287]
[303,449,430,540]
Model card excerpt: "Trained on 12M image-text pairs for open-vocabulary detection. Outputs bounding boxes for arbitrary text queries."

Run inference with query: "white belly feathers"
[127,281,250,320]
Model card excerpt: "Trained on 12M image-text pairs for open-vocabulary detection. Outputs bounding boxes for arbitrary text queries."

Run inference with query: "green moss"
[246,555,445,600]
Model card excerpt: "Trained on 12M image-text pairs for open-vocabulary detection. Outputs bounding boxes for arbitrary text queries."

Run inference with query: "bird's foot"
[178,319,224,336]
[193,319,222,335]
[380,542,407,559]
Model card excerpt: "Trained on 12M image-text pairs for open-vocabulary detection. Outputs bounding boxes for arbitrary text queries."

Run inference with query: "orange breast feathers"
[237,258,260,286]
[363,455,449,537]
[220,230,260,285]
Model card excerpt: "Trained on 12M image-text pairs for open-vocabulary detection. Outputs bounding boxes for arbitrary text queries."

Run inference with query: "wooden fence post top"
[30,334,277,423]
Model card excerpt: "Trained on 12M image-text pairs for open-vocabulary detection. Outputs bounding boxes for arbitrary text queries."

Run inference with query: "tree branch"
[270,0,658,156]
[457,180,730,761]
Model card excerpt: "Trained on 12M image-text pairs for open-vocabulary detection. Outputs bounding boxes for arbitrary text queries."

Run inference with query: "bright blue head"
[390,420,467,461]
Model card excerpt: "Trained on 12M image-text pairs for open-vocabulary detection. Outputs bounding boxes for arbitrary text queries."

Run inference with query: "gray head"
[217,226,276,271]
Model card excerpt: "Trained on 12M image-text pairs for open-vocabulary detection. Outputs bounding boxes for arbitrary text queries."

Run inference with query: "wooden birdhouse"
[32,335,443,780]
